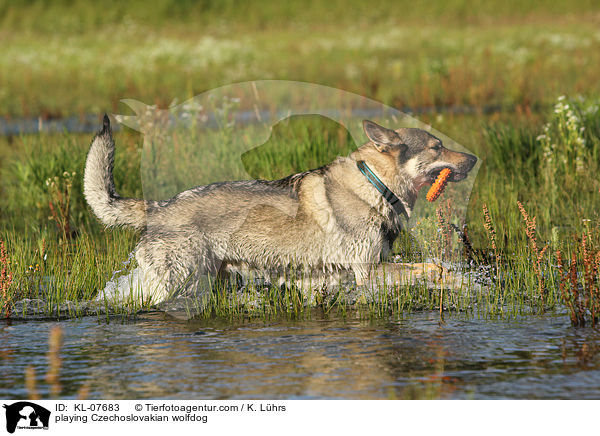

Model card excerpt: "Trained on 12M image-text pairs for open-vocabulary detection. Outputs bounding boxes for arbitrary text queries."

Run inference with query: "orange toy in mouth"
[426,168,452,202]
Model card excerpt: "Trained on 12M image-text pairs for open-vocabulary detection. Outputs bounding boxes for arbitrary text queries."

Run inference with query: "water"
[1,312,599,399]
[0,105,504,136]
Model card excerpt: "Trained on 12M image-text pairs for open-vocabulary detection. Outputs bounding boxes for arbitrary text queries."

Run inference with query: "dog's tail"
[83,114,146,230]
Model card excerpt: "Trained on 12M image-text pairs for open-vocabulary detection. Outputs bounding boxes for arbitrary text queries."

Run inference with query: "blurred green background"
[0,0,598,117]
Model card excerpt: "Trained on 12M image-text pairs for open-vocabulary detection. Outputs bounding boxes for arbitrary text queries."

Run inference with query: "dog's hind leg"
[135,226,213,303]
[352,264,370,287]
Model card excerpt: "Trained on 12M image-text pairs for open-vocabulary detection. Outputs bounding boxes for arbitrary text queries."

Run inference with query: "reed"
[0,96,598,322]
[482,204,500,275]
[556,229,600,326]
[0,239,11,318]
[22,326,91,399]
[517,201,548,304]
[24,366,40,401]
[45,326,63,397]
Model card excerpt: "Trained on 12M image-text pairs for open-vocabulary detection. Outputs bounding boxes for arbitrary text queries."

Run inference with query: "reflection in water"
[1,312,600,399]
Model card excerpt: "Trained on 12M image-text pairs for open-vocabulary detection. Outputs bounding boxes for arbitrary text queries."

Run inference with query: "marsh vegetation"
[0,1,599,325]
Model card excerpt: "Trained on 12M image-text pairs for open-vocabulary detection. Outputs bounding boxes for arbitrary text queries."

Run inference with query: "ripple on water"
[1,312,599,399]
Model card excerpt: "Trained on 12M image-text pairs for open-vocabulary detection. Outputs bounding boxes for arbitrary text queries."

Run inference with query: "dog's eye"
[432,144,442,151]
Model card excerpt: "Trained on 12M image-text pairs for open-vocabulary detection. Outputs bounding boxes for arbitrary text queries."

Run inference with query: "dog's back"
[85,116,476,302]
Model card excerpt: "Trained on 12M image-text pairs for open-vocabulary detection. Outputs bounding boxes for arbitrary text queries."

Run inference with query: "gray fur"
[83,115,148,230]
[84,117,476,302]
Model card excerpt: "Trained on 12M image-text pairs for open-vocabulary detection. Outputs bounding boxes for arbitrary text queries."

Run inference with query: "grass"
[4,0,598,33]
[0,227,141,319]
[0,99,600,318]
[1,1,599,118]
[1,96,599,323]
[1,1,600,324]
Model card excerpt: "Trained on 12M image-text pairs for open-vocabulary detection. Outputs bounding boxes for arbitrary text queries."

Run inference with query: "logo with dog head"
[88,81,480,317]
[3,402,50,434]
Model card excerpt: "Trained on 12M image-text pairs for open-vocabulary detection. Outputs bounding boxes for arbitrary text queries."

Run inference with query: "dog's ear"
[363,120,402,152]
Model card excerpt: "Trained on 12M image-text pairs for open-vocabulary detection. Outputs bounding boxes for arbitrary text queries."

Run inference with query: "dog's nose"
[465,153,477,171]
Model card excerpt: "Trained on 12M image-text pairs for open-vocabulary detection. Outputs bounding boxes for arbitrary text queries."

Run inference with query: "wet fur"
[84,116,476,302]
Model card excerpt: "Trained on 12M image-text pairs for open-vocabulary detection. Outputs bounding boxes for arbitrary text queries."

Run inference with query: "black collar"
[356,160,409,221]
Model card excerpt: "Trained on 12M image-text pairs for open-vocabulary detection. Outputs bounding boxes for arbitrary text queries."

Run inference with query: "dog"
[84,115,476,302]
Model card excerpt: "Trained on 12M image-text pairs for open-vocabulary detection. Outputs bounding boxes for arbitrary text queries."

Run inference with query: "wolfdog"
[84,115,476,302]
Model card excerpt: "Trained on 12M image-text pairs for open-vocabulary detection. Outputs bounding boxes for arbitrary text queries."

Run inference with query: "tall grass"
[0,2,599,117]
[3,0,598,34]
[0,130,143,232]
[556,230,600,327]
[466,96,600,251]
[0,96,599,322]
[0,227,139,319]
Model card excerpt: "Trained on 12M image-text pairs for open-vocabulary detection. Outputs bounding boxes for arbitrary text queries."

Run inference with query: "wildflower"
[585,104,598,115]
[554,102,567,114]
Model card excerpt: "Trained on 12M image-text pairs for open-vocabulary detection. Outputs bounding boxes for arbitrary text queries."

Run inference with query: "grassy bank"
[1,96,599,322]
[1,1,599,322]
[1,1,599,117]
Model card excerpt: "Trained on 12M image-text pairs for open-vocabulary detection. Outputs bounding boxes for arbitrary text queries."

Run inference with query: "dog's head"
[360,119,477,192]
